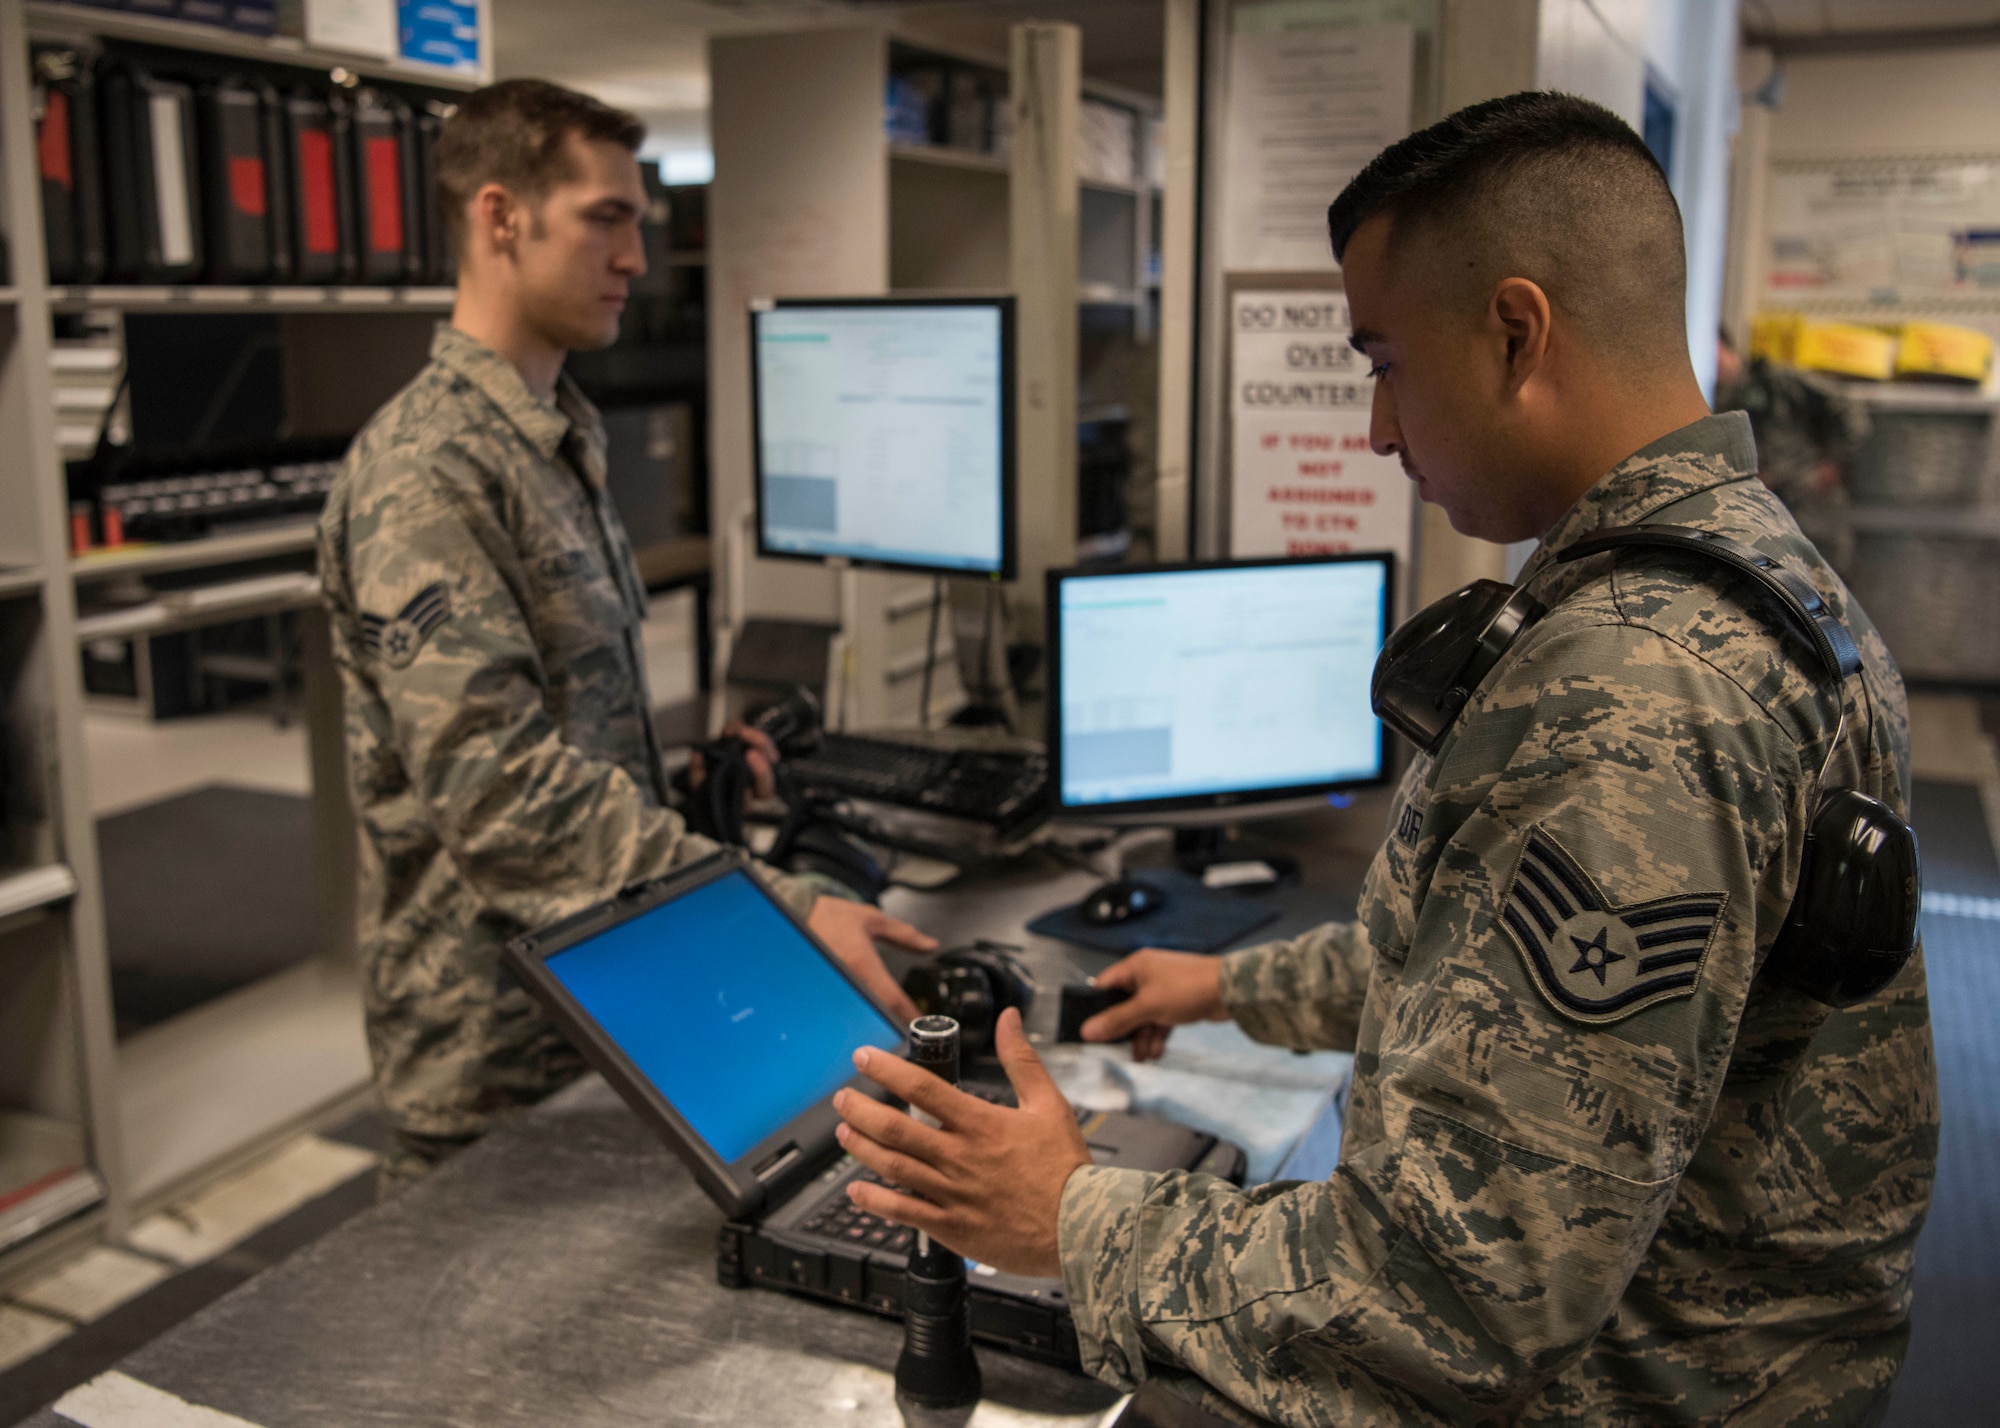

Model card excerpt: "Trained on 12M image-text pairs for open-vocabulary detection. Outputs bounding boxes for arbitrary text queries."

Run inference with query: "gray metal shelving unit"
[1839,379,2000,684]
[0,0,483,1279]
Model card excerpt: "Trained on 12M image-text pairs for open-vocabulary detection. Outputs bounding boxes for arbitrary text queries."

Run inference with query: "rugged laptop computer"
[505,850,1244,1369]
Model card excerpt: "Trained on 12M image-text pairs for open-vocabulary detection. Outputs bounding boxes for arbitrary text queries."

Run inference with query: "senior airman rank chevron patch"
[1499,829,1725,1026]
[360,581,451,670]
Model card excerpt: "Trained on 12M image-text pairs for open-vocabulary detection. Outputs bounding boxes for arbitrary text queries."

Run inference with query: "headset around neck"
[1369,523,1920,1008]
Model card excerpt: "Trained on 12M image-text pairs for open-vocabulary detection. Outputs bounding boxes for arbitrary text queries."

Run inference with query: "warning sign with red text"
[1228,290,1413,567]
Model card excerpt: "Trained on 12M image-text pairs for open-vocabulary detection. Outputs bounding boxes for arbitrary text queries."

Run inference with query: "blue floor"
[1886,781,2000,1428]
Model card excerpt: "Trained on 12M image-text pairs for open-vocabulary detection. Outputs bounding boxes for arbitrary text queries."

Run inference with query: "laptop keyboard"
[798,1168,916,1255]
[794,1087,1084,1255]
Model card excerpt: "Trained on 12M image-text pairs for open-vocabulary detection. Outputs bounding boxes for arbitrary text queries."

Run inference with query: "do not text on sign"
[1228,291,1413,565]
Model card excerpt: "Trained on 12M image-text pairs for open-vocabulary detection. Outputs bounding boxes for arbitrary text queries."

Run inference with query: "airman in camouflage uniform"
[1718,342,1871,570]
[320,79,935,1186]
[1057,411,1937,1425]
[826,92,1935,1424]
[318,324,823,1180]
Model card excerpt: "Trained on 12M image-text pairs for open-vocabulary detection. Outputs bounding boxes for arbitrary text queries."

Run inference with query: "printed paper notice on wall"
[305,0,397,59]
[1764,157,2000,303]
[1228,289,1413,566]
[1221,20,1414,273]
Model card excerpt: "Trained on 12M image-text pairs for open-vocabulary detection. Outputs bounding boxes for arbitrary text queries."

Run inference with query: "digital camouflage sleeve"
[1058,413,1937,1426]
[319,326,819,1165]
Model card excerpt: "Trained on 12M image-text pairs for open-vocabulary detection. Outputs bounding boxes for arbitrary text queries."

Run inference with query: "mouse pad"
[1027,869,1281,954]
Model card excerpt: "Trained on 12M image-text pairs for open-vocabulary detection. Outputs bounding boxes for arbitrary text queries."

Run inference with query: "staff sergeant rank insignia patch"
[1500,829,1725,1026]
[360,581,452,670]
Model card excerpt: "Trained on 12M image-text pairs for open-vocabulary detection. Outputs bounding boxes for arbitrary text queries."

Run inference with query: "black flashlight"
[894,1015,981,1420]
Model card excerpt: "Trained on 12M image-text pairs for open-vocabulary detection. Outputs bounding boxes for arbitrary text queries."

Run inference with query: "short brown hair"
[435,79,645,252]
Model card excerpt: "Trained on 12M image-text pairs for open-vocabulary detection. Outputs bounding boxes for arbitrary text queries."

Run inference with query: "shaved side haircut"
[1328,91,1687,367]
[435,78,644,254]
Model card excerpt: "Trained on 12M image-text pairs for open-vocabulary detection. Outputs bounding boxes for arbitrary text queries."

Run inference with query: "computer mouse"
[1079,878,1167,926]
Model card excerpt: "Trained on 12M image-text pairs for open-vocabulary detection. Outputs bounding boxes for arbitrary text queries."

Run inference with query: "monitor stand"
[1171,827,1301,889]
[941,579,1018,731]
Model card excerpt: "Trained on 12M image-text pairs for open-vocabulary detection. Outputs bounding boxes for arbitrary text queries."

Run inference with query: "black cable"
[980,582,998,706]
[919,577,943,730]
[187,332,284,451]
[995,583,1015,732]
[89,365,132,462]
[695,740,751,847]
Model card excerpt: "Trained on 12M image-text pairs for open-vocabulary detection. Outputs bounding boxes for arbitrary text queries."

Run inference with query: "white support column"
[707,28,887,630]
[1407,0,1544,604]
[1677,0,1743,402]
[1724,47,1775,353]
[1009,21,1081,637]
[1154,0,1200,563]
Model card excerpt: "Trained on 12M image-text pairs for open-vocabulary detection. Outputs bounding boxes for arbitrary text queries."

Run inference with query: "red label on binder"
[299,129,338,255]
[39,89,73,189]
[229,155,267,217]
[365,135,404,254]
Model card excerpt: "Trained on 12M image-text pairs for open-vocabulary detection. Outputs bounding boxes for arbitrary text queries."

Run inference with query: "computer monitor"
[1046,555,1394,825]
[750,296,1015,580]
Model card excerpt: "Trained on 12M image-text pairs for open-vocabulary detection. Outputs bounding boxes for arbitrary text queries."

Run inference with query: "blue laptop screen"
[542,869,904,1163]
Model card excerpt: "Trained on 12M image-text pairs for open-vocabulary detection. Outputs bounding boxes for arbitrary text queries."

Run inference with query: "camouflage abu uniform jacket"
[1060,413,1937,1426]
[319,325,818,1149]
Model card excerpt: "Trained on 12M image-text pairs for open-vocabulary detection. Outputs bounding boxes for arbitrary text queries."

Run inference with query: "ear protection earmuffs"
[1371,524,1920,1008]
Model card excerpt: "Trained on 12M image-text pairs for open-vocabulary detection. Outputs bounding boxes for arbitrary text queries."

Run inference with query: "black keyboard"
[100,458,338,543]
[798,1168,916,1255]
[788,733,1050,834]
[797,1089,1072,1254]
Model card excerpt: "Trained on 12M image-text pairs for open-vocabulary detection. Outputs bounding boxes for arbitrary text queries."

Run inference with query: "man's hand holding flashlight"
[833,1008,1090,1279]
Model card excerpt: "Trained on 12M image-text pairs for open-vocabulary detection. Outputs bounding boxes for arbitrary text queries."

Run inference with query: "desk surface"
[28,815,1378,1428]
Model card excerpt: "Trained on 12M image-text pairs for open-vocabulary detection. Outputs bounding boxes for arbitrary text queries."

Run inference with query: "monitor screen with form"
[1050,557,1392,815]
[752,298,1014,578]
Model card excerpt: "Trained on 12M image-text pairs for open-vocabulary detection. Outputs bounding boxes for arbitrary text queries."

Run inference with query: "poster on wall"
[1765,157,2000,303]
[1228,289,1413,566]
[305,0,396,58]
[1220,21,1414,273]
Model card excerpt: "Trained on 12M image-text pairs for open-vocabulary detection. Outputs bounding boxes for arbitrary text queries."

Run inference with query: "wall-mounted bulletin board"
[1196,0,1436,563]
[1220,17,1413,272]
[1764,155,2000,309]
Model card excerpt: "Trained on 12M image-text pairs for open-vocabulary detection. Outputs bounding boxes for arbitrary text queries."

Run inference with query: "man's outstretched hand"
[809,898,936,1026]
[1079,948,1231,1061]
[834,1007,1091,1279]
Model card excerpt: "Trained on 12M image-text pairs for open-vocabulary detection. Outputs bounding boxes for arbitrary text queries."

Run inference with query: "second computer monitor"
[1047,555,1394,820]
[751,296,1015,579]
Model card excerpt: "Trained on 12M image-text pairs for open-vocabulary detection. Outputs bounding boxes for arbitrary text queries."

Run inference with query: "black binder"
[259,79,295,282]
[350,87,421,284]
[33,48,106,285]
[198,75,279,282]
[328,89,360,284]
[279,87,351,284]
[412,101,455,286]
[99,60,204,283]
